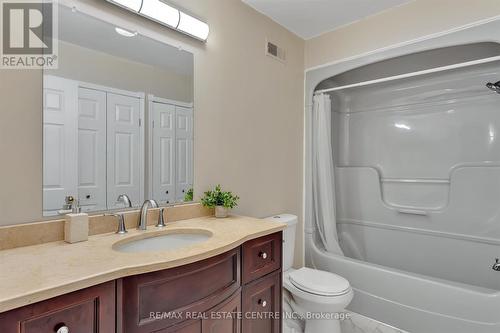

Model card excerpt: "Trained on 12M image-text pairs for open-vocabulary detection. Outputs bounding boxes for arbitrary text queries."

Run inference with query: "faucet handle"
[156,207,166,228]
[149,200,160,227]
[492,258,500,271]
[105,213,128,234]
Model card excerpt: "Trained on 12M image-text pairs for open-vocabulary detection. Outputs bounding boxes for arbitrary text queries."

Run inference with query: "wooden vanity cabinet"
[241,232,282,333]
[0,232,283,333]
[202,290,242,333]
[242,271,281,333]
[119,232,282,333]
[153,292,242,333]
[118,248,242,333]
[0,281,116,333]
[242,232,282,284]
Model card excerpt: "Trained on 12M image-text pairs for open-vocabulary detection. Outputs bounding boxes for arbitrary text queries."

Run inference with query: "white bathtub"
[305,231,500,333]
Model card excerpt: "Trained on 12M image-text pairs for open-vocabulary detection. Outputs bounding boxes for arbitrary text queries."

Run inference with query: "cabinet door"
[203,291,241,333]
[120,248,240,333]
[242,271,281,333]
[0,281,115,333]
[153,292,241,333]
[155,320,202,333]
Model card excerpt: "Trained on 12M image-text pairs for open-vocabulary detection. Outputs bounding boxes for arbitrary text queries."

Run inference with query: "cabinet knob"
[56,325,69,333]
[258,299,267,307]
[259,251,268,259]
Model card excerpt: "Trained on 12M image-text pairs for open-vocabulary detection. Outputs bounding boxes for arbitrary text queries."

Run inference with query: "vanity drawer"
[0,281,115,333]
[242,232,282,284]
[242,271,281,333]
[119,248,241,333]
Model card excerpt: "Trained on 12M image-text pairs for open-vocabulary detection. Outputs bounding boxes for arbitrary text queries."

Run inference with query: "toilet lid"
[288,267,350,296]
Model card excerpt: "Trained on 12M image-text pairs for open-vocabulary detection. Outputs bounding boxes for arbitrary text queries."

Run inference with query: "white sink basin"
[113,231,212,253]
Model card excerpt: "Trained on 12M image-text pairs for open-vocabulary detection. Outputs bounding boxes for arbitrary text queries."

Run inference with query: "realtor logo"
[1,0,57,68]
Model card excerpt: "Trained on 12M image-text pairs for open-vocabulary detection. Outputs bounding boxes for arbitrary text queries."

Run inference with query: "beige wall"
[2,0,500,269]
[0,0,305,265]
[305,0,500,69]
[48,41,193,102]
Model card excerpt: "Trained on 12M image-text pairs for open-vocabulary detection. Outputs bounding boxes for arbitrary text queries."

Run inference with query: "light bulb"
[140,0,180,28]
[177,12,209,41]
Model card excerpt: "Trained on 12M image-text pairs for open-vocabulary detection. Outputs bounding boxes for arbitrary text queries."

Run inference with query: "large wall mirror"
[43,5,194,216]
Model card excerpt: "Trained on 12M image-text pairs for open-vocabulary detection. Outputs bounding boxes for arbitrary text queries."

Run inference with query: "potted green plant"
[184,188,194,202]
[201,185,240,218]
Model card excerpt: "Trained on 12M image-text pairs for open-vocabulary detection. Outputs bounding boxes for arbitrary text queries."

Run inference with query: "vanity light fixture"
[106,0,210,41]
[139,0,179,28]
[109,0,142,12]
[115,27,138,37]
[177,11,209,41]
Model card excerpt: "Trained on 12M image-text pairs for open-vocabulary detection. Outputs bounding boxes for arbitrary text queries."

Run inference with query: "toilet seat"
[288,267,351,297]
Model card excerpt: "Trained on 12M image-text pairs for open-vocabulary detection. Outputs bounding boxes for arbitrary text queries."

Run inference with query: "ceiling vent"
[266,39,286,63]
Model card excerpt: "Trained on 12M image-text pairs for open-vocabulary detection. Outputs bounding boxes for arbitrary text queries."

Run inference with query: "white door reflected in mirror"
[42,4,194,216]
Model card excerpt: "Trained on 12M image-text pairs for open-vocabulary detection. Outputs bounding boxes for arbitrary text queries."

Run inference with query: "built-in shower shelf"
[381,178,450,184]
[381,177,450,211]
[335,165,500,239]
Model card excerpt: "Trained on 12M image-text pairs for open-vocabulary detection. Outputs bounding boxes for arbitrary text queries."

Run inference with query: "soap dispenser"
[64,200,89,243]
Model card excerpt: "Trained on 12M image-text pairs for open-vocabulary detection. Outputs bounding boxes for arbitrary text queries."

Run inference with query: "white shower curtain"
[312,93,344,255]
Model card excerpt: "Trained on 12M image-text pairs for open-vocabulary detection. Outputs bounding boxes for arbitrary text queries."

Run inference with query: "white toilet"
[267,214,353,333]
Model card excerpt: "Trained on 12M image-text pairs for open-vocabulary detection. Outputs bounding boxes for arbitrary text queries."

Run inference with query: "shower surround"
[304,17,500,333]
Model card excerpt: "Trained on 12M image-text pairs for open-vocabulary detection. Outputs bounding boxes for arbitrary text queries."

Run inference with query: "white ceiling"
[242,0,414,39]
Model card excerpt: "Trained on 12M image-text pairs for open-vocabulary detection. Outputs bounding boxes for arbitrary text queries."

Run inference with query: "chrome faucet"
[105,213,127,234]
[493,259,500,271]
[117,194,132,208]
[138,199,159,230]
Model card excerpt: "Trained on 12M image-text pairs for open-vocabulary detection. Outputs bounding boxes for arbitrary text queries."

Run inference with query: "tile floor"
[341,311,408,333]
[283,310,408,333]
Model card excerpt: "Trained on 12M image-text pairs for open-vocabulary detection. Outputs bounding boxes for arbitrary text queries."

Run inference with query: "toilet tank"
[266,214,298,271]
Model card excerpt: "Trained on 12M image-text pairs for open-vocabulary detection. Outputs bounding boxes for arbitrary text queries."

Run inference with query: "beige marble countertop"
[0,215,285,313]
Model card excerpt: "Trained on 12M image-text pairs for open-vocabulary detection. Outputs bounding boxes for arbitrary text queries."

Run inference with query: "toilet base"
[283,269,353,333]
[304,317,341,333]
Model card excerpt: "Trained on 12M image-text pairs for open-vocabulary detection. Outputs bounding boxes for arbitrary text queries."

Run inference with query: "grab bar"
[381,178,450,184]
[396,208,429,216]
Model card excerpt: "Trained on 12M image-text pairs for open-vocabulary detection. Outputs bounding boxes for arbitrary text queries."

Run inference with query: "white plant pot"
[215,206,229,218]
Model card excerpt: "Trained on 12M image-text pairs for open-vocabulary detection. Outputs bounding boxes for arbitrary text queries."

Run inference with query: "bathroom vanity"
[0,216,284,333]
[0,1,288,332]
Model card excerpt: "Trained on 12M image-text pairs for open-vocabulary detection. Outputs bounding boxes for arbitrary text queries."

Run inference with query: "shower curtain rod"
[314,55,500,95]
